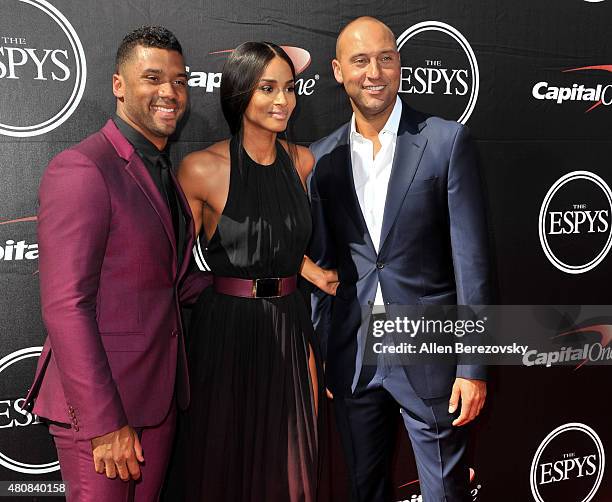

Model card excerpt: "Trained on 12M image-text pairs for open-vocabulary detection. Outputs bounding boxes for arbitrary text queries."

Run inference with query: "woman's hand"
[300,256,339,295]
[317,268,339,296]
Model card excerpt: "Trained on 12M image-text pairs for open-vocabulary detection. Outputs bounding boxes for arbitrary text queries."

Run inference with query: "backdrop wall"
[0,0,610,501]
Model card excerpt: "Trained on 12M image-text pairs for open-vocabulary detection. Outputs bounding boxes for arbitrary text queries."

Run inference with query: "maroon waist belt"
[213,275,297,298]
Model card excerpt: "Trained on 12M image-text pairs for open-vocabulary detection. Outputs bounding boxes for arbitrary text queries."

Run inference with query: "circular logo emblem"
[0,347,59,474]
[396,21,479,124]
[539,171,612,274]
[530,423,605,502]
[0,0,87,137]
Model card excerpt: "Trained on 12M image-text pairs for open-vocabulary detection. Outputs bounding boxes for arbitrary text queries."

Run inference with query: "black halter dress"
[183,137,320,502]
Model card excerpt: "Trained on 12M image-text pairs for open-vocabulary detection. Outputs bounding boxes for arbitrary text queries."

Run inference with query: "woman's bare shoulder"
[180,140,230,176]
[178,140,231,199]
[295,144,315,174]
[279,140,315,182]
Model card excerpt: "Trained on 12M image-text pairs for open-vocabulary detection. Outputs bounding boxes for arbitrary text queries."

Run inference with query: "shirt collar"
[113,115,167,163]
[350,96,402,138]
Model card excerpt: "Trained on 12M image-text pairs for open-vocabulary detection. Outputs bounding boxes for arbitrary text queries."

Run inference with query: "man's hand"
[448,378,486,426]
[91,425,144,481]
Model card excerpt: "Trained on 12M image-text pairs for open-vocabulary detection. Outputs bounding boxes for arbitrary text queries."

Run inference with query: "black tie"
[158,153,183,266]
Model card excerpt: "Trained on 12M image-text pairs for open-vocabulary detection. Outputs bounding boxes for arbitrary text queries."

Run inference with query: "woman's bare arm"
[301,256,338,295]
[177,141,230,240]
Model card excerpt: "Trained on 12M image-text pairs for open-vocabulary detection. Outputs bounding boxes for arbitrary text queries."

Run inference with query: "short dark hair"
[115,26,182,71]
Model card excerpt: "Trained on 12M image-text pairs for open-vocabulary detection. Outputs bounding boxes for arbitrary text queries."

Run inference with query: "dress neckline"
[242,140,283,168]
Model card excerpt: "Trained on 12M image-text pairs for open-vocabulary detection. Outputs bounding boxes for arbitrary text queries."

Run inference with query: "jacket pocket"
[418,290,457,305]
[407,176,438,194]
[100,332,145,352]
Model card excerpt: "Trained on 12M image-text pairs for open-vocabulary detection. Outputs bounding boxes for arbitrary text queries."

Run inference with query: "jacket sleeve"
[307,159,336,360]
[179,267,213,305]
[446,125,491,381]
[38,150,127,439]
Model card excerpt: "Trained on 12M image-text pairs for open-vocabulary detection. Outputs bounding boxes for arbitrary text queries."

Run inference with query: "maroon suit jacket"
[24,120,210,440]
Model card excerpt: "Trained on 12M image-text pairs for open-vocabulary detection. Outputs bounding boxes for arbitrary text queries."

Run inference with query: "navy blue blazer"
[309,100,491,399]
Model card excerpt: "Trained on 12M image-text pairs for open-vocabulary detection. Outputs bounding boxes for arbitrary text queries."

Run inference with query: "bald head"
[331,16,401,125]
[336,17,397,60]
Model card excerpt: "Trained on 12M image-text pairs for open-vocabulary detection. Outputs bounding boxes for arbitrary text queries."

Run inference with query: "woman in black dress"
[177,42,335,501]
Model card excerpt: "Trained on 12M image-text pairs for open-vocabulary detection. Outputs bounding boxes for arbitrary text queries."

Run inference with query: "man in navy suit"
[309,17,491,501]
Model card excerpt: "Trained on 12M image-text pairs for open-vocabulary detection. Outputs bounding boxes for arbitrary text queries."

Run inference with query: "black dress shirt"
[113,115,167,198]
[113,116,184,263]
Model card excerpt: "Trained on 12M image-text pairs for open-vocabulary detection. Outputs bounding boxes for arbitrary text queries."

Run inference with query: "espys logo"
[187,45,319,96]
[0,347,59,474]
[539,171,612,274]
[530,423,604,502]
[396,21,479,124]
[0,0,86,137]
[532,65,612,113]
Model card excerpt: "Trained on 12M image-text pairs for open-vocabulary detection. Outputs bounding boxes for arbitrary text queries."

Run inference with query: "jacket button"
[376,262,385,269]
[171,329,178,337]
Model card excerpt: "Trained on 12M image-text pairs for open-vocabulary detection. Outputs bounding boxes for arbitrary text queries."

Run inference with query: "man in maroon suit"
[24,26,207,501]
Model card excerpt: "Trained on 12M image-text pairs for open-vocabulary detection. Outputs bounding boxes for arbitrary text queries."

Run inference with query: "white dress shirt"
[350,96,402,306]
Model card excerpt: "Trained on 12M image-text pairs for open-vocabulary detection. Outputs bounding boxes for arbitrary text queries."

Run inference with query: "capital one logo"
[539,171,612,274]
[532,65,612,113]
[530,423,604,502]
[0,347,59,474]
[0,216,38,273]
[396,21,479,124]
[0,239,38,261]
[396,467,480,501]
[187,45,319,96]
[0,0,87,137]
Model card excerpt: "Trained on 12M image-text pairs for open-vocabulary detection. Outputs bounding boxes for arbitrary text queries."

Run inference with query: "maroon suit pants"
[49,403,176,502]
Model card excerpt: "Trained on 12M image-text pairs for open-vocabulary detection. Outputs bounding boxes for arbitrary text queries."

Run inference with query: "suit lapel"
[379,107,427,253]
[101,120,178,264]
[124,154,177,258]
[332,126,376,251]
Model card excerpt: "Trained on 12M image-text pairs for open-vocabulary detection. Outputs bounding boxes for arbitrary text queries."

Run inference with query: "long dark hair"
[220,41,298,175]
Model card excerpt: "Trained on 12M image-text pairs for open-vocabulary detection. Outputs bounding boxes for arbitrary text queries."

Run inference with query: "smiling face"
[243,56,296,134]
[113,45,188,149]
[333,18,400,122]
